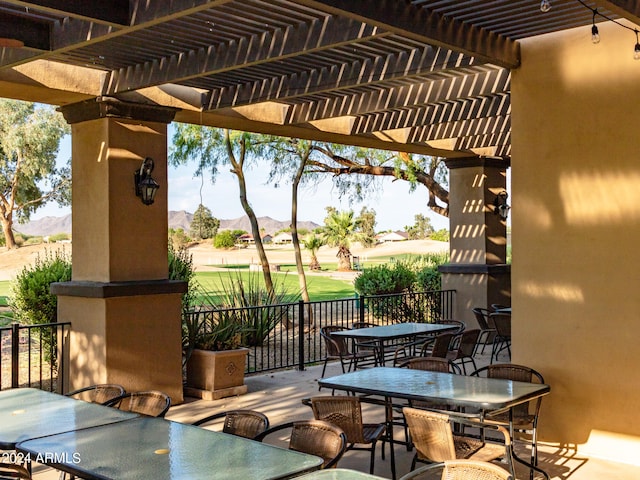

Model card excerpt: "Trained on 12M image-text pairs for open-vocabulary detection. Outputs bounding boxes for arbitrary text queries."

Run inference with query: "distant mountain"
[219,216,320,235]
[16,211,320,237]
[15,214,72,237]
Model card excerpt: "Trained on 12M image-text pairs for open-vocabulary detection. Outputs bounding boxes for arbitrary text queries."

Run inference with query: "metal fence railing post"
[11,322,19,389]
[298,301,305,371]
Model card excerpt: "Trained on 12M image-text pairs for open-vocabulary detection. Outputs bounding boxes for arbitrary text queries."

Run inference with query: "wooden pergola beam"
[295,0,520,68]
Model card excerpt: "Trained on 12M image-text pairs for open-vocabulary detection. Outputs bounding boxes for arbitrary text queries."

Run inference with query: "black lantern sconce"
[134,157,160,206]
[493,190,510,220]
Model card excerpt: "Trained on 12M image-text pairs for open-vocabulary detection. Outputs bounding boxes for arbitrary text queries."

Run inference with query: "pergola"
[1,1,639,466]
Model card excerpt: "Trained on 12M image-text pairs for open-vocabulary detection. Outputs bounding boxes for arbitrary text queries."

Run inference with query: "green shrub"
[23,236,43,245]
[168,243,197,317]
[169,228,191,248]
[49,233,71,242]
[415,266,440,291]
[10,249,71,325]
[354,254,450,322]
[354,262,416,296]
[430,229,450,242]
[214,230,236,249]
[9,249,72,365]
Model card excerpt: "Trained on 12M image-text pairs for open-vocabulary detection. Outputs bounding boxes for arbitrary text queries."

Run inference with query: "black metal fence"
[0,290,454,392]
[187,289,455,374]
[0,322,71,392]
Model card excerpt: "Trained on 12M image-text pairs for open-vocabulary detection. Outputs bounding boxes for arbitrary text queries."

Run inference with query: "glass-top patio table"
[318,367,550,480]
[17,416,324,480]
[0,388,138,450]
[330,323,456,365]
[297,468,387,479]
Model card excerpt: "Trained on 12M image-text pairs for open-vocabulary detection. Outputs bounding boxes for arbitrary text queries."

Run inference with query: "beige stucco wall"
[60,294,183,402]
[71,117,168,282]
[512,20,640,463]
[58,109,183,404]
[449,164,508,265]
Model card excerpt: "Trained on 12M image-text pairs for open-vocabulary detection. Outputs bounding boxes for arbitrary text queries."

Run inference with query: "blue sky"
[34,134,450,232]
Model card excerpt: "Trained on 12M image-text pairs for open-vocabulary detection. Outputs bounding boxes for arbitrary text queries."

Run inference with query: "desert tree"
[307,145,449,218]
[190,204,220,240]
[0,100,70,249]
[356,206,377,248]
[405,213,435,239]
[170,125,276,298]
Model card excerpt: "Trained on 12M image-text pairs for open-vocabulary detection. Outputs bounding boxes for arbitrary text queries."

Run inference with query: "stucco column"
[439,157,511,325]
[51,97,186,404]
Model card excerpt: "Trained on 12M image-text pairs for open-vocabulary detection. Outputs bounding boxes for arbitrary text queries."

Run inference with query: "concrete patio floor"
[30,354,640,480]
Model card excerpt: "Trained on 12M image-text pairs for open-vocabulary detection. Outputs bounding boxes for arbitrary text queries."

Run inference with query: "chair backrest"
[398,357,452,373]
[453,329,480,357]
[436,319,465,334]
[310,395,366,444]
[320,326,351,356]
[399,460,511,480]
[422,332,455,358]
[471,308,492,330]
[192,409,270,439]
[489,313,511,338]
[491,304,510,312]
[65,384,125,405]
[255,419,347,469]
[106,390,171,418]
[402,407,456,463]
[474,363,544,419]
[0,463,31,480]
[351,322,377,329]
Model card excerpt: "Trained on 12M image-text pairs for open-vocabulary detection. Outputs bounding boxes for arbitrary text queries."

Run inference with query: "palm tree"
[303,234,325,271]
[321,210,363,271]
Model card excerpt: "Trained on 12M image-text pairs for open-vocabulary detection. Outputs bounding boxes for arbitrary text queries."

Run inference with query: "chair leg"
[319,359,329,389]
[369,441,376,474]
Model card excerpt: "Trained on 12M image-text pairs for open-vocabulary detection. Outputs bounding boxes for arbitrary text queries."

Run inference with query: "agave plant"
[215,271,301,347]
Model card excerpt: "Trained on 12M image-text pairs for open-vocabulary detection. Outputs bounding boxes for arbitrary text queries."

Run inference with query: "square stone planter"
[184,348,249,400]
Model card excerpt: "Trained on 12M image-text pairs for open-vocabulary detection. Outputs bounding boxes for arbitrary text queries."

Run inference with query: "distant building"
[237,233,272,244]
[237,233,254,244]
[272,232,293,244]
[377,231,409,243]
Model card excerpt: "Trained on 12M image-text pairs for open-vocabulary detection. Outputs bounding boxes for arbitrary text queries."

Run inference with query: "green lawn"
[194,271,355,302]
[0,251,446,309]
[0,269,355,313]
[0,281,10,299]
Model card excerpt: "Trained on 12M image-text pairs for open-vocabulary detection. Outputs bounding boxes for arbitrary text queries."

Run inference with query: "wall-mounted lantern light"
[134,157,159,206]
[493,190,510,220]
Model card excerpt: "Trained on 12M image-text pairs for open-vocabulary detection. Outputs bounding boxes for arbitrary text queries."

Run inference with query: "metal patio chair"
[255,419,347,469]
[320,325,378,378]
[472,307,497,355]
[471,364,545,480]
[402,407,514,477]
[65,384,126,405]
[399,460,511,480]
[310,395,387,474]
[105,390,171,418]
[191,409,269,439]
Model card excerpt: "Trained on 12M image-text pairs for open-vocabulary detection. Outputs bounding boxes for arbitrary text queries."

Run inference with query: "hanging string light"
[591,9,600,44]
[546,0,640,60]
